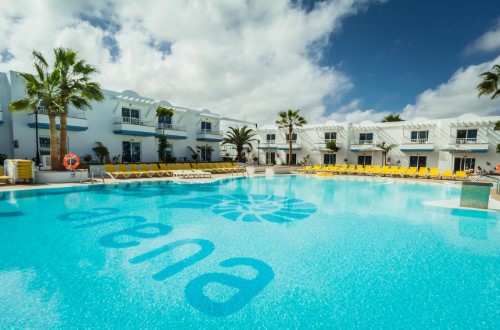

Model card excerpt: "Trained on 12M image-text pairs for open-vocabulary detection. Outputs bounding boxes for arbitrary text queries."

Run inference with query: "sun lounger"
[104,164,130,179]
[401,167,417,178]
[415,167,428,178]
[454,171,468,180]
[440,170,453,180]
[150,163,169,176]
[427,168,440,179]
[118,164,143,178]
[0,165,12,184]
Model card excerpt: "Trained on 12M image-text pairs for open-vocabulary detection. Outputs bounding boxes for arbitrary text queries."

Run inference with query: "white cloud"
[465,19,500,55]
[0,0,382,125]
[401,56,500,120]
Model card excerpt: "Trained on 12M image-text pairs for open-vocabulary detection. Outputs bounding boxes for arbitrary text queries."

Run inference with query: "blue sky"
[323,0,500,116]
[0,0,499,124]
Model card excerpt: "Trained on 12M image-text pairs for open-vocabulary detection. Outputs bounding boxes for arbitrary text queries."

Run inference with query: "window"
[456,129,477,143]
[324,132,337,142]
[286,133,297,142]
[324,153,336,165]
[39,137,50,155]
[122,141,141,163]
[122,107,140,124]
[286,153,297,165]
[358,155,372,166]
[200,146,212,162]
[409,156,427,170]
[158,114,172,129]
[266,134,276,143]
[359,133,373,144]
[410,130,428,143]
[266,152,276,164]
[201,121,212,132]
[454,157,475,172]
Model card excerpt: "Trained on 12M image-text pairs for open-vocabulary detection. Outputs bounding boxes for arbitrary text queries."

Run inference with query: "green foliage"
[157,136,170,162]
[375,142,398,165]
[325,141,339,152]
[494,121,500,131]
[477,64,500,99]
[222,126,257,161]
[497,143,500,154]
[83,154,92,162]
[276,109,307,164]
[156,105,174,118]
[382,114,404,122]
[92,143,109,164]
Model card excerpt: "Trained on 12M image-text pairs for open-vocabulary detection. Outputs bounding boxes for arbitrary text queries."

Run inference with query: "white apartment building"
[0,71,245,166]
[254,114,500,173]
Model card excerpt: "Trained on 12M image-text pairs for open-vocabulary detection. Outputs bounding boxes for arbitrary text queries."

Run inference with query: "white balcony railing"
[197,129,223,135]
[36,108,86,119]
[351,139,374,145]
[116,117,155,127]
[455,138,478,144]
[409,138,429,144]
[157,123,186,131]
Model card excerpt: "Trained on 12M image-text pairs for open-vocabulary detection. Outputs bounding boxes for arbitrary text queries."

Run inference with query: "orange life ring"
[63,154,80,170]
[496,163,500,174]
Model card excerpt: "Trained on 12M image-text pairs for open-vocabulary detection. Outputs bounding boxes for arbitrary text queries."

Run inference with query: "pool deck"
[1,172,499,210]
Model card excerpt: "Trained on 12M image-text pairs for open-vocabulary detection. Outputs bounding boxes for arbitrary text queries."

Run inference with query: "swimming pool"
[0,176,498,328]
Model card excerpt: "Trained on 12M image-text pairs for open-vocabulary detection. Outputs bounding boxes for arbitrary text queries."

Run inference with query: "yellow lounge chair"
[0,165,12,184]
[379,166,392,176]
[454,171,468,180]
[137,163,157,177]
[150,163,169,176]
[440,170,454,180]
[367,165,381,175]
[391,166,407,177]
[159,163,174,177]
[401,167,417,178]
[359,165,372,175]
[117,164,142,178]
[104,164,130,179]
[427,168,440,179]
[415,167,429,178]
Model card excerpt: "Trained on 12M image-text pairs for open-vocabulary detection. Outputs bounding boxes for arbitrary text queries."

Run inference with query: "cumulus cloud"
[0,0,382,124]
[465,18,500,55]
[401,56,500,120]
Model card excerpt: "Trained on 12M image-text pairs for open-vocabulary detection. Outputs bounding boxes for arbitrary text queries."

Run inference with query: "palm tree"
[276,109,307,164]
[477,64,500,99]
[222,126,257,161]
[375,142,397,165]
[53,47,104,168]
[382,114,404,122]
[9,53,62,170]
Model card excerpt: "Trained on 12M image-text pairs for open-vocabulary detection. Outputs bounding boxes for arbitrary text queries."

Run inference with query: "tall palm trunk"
[49,114,59,170]
[288,126,293,165]
[59,112,68,169]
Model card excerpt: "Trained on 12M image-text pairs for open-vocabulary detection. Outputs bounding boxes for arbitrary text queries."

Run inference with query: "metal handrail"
[116,117,155,127]
[157,123,187,131]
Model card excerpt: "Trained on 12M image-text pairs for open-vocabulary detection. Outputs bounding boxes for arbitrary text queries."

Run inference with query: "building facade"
[254,114,500,172]
[0,71,231,166]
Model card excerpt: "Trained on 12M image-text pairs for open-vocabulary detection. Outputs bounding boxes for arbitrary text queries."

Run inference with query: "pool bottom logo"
[164,194,317,223]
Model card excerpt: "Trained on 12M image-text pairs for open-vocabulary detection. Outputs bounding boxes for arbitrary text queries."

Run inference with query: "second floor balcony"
[350,139,374,146]
[277,141,302,151]
[27,110,88,131]
[196,129,223,142]
[155,123,188,139]
[113,117,156,136]
[447,137,489,152]
[400,138,434,152]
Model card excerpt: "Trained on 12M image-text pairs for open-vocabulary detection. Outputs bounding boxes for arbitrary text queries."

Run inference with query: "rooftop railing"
[33,108,86,119]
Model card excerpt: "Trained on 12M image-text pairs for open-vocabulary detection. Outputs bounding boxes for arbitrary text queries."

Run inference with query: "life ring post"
[63,154,80,170]
[496,163,500,174]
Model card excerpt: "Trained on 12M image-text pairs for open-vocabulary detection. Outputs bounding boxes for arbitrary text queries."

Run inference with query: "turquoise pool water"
[0,176,498,328]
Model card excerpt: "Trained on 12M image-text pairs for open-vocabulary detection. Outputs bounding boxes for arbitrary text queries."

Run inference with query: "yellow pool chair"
[415,167,429,178]
[0,165,12,184]
[427,168,440,179]
[440,170,454,180]
[401,167,417,178]
[150,163,169,176]
[104,164,130,179]
[117,164,142,178]
[454,171,468,180]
